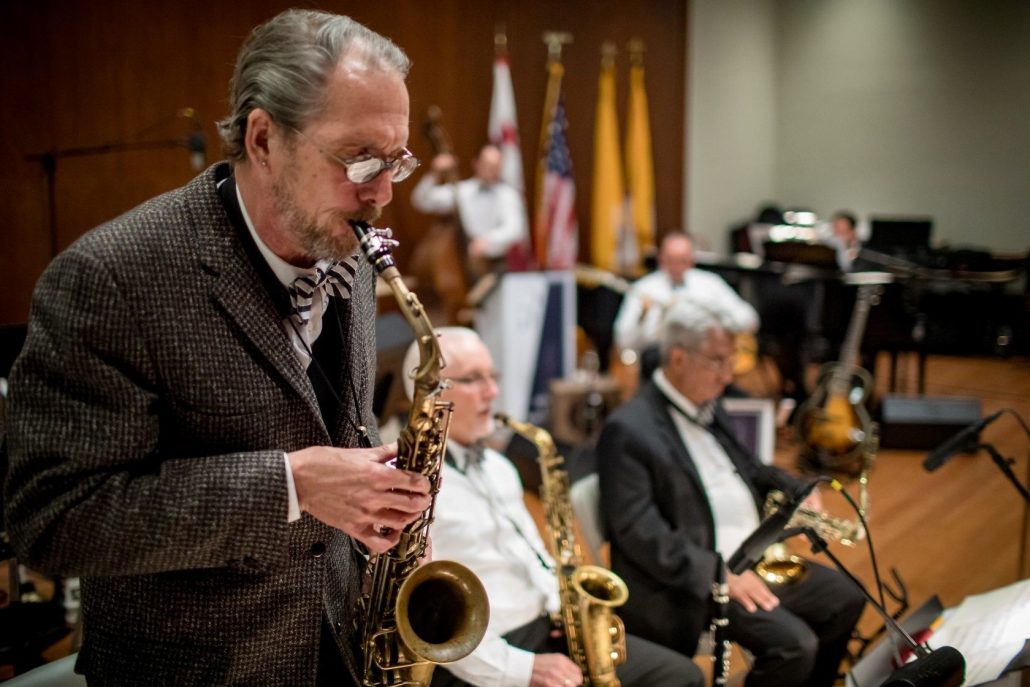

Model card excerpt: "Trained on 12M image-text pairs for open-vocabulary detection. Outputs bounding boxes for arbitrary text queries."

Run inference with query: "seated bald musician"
[401,327,703,687]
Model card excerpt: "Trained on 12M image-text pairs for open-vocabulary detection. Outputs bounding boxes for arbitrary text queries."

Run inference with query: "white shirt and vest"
[230,178,358,524]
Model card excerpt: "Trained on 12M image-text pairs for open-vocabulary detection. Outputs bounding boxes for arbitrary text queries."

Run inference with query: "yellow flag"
[625,44,655,274]
[590,46,627,272]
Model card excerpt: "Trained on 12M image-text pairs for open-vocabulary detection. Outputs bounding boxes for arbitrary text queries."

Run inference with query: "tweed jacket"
[596,382,803,656]
[5,163,380,685]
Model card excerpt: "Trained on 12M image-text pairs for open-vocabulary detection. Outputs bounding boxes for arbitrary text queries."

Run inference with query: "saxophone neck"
[494,413,556,457]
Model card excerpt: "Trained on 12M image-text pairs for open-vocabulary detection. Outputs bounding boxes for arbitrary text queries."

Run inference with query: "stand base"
[881,646,965,687]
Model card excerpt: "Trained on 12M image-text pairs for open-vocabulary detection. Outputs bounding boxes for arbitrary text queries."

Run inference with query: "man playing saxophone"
[597,297,866,687]
[401,328,701,687]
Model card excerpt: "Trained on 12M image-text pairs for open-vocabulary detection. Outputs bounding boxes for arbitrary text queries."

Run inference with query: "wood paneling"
[0,0,686,324]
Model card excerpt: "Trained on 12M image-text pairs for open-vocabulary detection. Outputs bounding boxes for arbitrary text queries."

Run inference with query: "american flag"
[534,92,578,270]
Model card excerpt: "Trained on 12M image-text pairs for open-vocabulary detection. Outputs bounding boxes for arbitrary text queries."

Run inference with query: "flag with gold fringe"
[590,43,631,273]
[624,40,656,274]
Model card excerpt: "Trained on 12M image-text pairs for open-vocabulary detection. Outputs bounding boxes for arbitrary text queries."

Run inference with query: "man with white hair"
[402,327,703,687]
[597,298,865,687]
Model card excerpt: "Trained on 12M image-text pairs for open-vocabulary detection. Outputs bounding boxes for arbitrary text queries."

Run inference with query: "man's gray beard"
[296,206,382,260]
[274,177,382,261]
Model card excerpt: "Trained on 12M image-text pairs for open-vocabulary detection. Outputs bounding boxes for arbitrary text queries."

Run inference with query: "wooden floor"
[531,352,1030,682]
[715,352,1030,680]
[2,353,1028,683]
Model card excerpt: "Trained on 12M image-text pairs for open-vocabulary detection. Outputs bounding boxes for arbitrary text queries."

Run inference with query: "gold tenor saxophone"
[495,413,629,687]
[351,220,489,687]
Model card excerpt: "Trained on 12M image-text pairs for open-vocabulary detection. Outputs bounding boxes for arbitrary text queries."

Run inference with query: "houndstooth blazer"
[4,162,380,685]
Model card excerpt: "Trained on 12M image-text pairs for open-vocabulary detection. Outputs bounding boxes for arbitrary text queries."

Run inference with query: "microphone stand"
[974,441,1030,580]
[794,526,965,687]
[974,442,1030,505]
[26,137,191,258]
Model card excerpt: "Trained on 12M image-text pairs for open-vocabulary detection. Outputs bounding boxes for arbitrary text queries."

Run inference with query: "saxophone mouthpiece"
[349,220,397,273]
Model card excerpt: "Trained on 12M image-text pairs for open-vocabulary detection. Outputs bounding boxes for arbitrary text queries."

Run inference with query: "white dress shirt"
[230,180,357,523]
[652,370,762,560]
[411,174,528,258]
[613,268,759,353]
[431,441,560,687]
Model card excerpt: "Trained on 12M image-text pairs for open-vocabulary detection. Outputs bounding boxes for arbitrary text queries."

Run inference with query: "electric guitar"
[794,282,883,471]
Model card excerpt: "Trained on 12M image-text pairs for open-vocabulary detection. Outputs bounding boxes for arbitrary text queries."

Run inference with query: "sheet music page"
[929,578,1030,686]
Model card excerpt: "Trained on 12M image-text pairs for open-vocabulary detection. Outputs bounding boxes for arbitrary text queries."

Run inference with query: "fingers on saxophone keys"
[361,525,400,554]
[382,485,432,516]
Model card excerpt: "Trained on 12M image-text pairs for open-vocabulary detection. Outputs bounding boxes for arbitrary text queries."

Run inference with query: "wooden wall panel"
[0,0,686,324]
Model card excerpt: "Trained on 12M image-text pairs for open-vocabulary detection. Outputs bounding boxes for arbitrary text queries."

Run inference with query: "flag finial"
[495,23,508,57]
[542,31,573,63]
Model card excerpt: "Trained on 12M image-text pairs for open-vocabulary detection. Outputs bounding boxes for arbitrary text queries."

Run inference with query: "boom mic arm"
[923,410,1003,472]
[727,479,820,575]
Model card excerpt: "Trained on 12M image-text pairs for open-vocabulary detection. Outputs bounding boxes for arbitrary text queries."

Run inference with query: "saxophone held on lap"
[351,220,490,687]
[495,413,629,687]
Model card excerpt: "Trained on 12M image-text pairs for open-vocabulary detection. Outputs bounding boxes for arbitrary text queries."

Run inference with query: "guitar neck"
[829,285,878,394]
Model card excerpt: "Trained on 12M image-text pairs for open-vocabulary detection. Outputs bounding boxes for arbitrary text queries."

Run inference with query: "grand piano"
[705,220,1028,398]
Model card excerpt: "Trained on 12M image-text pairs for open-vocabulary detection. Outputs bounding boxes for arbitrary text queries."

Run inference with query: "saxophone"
[350,221,490,687]
[756,427,876,587]
[495,413,628,687]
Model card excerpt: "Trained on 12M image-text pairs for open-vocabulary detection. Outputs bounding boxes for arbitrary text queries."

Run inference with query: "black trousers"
[431,615,703,687]
[726,561,866,687]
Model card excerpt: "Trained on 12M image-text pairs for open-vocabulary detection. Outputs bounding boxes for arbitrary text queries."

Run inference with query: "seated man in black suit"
[597,297,866,687]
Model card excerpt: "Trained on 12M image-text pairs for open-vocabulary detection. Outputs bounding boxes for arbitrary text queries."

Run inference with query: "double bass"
[407,106,471,324]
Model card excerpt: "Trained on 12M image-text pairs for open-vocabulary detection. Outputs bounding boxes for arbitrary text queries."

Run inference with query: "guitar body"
[794,283,883,473]
[796,364,873,470]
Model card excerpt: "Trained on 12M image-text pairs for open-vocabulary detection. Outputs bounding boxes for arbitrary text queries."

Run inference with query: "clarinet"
[710,554,732,685]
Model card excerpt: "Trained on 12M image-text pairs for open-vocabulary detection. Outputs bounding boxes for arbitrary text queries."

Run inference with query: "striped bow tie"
[288,259,356,325]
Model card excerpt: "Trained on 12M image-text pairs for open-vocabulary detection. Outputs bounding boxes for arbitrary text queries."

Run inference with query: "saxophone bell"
[395,560,490,665]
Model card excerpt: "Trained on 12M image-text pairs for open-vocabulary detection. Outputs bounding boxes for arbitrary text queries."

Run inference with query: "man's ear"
[244,108,276,166]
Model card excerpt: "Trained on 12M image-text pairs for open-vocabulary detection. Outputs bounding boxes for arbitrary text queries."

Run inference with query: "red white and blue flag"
[534,91,578,270]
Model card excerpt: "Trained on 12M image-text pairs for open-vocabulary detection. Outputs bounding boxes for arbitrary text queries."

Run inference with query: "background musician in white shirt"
[613,231,759,380]
[411,144,528,273]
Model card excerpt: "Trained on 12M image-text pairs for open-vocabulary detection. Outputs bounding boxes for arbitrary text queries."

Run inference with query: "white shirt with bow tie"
[431,440,560,687]
[652,370,761,561]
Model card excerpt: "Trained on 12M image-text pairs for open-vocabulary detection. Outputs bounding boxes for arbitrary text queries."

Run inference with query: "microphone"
[923,410,1003,472]
[178,107,207,171]
[727,480,819,575]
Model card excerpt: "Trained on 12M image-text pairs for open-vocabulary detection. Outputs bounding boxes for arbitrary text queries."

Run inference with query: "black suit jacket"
[596,381,802,655]
[5,163,379,685]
